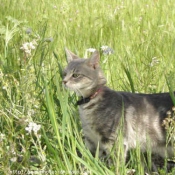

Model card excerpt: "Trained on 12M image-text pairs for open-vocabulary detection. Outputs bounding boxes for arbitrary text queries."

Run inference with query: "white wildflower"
[86,48,96,53]
[127,169,136,174]
[84,48,96,58]
[21,43,29,50]
[101,45,114,55]
[101,45,109,51]
[10,157,17,162]
[150,57,160,67]
[2,86,7,90]
[20,40,38,56]
[25,122,41,134]
[60,170,66,174]
[28,42,36,49]
[82,172,89,175]
[25,123,33,133]
[25,49,31,55]
[0,133,5,141]
[0,69,3,79]
[27,109,35,117]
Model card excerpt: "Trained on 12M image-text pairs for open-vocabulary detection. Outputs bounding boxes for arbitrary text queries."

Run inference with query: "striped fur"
[63,49,174,162]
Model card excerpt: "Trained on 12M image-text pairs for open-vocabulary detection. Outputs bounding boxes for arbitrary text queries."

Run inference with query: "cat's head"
[63,48,106,97]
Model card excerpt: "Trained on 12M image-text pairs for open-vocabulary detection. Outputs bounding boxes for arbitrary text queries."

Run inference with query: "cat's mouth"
[62,82,83,95]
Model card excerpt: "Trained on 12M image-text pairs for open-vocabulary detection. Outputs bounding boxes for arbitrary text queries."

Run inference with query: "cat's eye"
[72,74,80,78]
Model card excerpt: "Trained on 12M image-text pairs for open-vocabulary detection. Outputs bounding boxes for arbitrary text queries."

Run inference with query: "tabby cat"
[63,48,174,163]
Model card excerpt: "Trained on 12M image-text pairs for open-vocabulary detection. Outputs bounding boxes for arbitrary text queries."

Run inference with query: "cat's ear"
[65,48,79,63]
[87,50,100,69]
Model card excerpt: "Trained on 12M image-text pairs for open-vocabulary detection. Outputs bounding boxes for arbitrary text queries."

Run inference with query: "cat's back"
[78,87,173,139]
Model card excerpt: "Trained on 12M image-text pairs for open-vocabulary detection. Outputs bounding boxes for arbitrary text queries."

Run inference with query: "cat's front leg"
[84,137,97,156]
[84,137,111,162]
[123,142,129,162]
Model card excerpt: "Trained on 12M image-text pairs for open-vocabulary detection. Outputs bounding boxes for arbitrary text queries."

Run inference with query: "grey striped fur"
[63,49,174,162]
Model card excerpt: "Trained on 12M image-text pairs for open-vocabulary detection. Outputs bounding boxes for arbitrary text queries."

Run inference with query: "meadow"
[1,0,175,174]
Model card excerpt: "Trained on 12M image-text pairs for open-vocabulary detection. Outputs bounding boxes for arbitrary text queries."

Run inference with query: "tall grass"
[1,0,175,174]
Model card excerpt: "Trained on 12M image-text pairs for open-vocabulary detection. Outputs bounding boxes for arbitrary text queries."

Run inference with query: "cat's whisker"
[71,87,82,97]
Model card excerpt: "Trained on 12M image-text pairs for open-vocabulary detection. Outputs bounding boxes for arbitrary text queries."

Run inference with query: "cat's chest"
[79,104,97,128]
[78,103,102,141]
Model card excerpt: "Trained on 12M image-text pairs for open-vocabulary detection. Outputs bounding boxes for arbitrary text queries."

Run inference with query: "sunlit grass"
[1,0,175,174]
